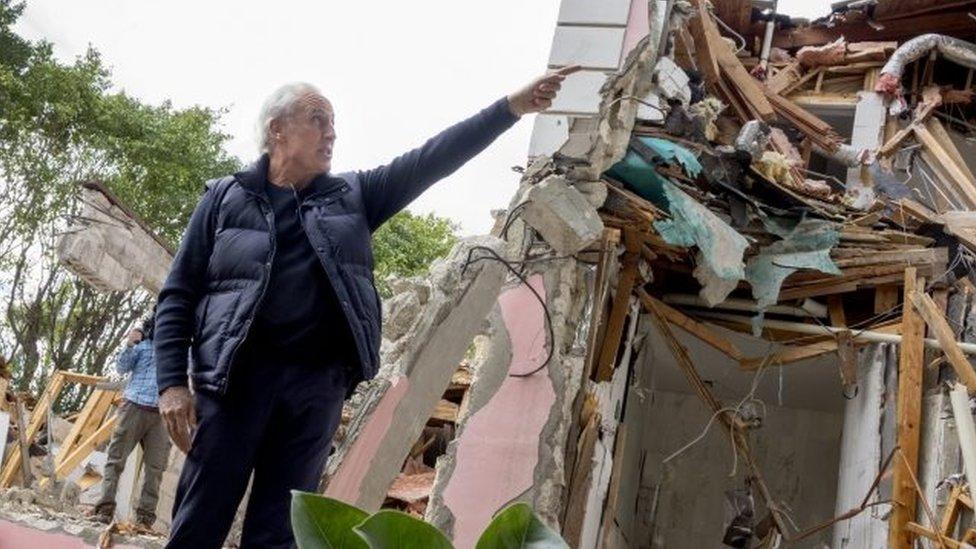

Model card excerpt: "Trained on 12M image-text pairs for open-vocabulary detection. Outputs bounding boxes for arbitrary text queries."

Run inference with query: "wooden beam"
[0,371,65,487]
[889,268,926,549]
[828,295,847,327]
[55,388,116,467]
[50,414,118,483]
[13,399,31,488]
[638,291,744,361]
[740,340,838,371]
[773,11,976,49]
[915,125,976,209]
[911,290,976,392]
[595,230,641,381]
[905,522,962,548]
[58,372,108,386]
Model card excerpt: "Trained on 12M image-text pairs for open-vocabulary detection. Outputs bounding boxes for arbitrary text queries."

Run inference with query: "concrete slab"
[549,27,627,70]
[556,0,631,26]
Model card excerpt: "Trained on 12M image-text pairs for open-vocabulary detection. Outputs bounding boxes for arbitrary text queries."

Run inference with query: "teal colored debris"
[604,137,703,206]
[745,219,841,334]
[637,137,702,177]
[654,181,748,305]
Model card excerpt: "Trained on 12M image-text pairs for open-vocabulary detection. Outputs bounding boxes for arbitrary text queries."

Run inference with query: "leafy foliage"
[290,492,568,549]
[0,0,238,406]
[372,211,458,297]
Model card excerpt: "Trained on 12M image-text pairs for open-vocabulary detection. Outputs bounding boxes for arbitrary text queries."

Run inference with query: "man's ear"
[269,117,285,144]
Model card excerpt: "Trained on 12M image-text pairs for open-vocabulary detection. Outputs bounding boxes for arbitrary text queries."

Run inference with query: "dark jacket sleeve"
[358,96,520,231]
[154,187,219,393]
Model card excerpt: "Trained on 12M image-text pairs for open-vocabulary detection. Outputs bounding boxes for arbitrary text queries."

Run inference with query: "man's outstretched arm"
[359,66,579,231]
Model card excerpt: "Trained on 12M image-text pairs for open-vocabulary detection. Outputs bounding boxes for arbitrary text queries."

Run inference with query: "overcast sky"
[15,0,832,235]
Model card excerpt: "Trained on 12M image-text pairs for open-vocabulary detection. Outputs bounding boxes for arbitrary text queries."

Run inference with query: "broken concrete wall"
[322,236,507,511]
[424,258,591,548]
[57,185,172,294]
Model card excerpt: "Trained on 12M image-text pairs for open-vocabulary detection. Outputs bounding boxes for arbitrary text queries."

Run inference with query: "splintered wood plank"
[584,229,619,379]
[916,125,976,209]
[940,484,966,537]
[927,118,976,184]
[595,230,641,381]
[905,522,962,548]
[889,268,926,549]
[14,399,31,487]
[911,290,976,392]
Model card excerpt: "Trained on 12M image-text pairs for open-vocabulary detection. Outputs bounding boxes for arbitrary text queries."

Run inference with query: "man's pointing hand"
[507,65,581,117]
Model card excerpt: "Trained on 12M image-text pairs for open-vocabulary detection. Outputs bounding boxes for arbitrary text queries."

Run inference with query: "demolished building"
[339,0,976,547]
[10,0,976,547]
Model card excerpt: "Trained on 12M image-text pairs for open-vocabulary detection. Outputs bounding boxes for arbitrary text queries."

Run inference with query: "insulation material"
[877,34,976,95]
[756,151,794,184]
[797,37,848,68]
[688,97,725,141]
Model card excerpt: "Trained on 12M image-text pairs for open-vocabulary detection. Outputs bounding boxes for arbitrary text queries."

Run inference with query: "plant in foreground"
[291,490,569,549]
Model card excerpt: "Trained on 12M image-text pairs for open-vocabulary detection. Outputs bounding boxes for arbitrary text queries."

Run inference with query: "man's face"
[274,93,336,175]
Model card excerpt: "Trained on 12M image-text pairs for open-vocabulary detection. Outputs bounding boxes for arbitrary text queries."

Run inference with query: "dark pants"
[165,358,348,549]
[97,400,171,523]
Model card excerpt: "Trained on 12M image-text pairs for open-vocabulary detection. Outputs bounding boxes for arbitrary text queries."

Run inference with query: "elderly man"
[154,67,577,548]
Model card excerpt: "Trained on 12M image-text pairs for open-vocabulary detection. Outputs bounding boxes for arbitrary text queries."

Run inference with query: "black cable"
[461,245,555,378]
[501,201,530,241]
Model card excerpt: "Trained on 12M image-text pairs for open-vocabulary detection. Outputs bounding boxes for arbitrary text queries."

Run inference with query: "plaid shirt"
[116,339,159,407]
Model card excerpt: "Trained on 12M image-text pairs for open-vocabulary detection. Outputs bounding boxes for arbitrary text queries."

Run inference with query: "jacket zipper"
[222,181,347,392]
[294,185,367,365]
[222,193,276,393]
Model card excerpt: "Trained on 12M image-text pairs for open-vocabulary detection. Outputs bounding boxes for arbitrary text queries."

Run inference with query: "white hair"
[256,82,322,153]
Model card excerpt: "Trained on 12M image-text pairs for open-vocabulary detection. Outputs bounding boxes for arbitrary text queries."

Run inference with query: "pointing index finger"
[553,64,582,77]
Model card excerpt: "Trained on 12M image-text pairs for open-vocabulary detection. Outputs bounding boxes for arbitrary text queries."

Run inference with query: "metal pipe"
[759,1,778,66]
[661,294,827,318]
[694,311,976,355]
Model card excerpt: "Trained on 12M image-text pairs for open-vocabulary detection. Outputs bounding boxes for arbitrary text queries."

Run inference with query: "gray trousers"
[97,400,172,521]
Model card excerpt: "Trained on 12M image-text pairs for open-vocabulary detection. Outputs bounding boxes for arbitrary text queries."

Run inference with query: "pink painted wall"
[620,0,651,66]
[0,519,142,548]
[441,275,556,549]
[324,376,410,503]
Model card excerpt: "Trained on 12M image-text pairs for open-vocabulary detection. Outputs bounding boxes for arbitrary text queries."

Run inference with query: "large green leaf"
[352,509,453,549]
[290,491,370,549]
[475,503,568,549]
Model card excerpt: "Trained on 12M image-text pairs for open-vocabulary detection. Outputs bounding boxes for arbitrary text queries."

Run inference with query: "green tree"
[0,0,238,408]
[372,211,458,297]
[0,0,458,408]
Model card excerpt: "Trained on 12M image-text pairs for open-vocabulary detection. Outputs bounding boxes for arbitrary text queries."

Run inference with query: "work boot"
[89,502,115,524]
[135,511,155,530]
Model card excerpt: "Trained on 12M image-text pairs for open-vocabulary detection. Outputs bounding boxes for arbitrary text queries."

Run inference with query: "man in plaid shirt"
[92,311,171,528]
